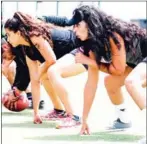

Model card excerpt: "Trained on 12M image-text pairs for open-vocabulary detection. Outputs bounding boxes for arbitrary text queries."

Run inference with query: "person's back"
[25,28,82,62]
[51,29,82,59]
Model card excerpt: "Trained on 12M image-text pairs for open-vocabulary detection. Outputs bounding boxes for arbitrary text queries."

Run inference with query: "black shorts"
[70,49,88,70]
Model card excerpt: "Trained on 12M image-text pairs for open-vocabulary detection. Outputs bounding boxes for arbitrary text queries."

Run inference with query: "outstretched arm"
[39,16,71,27]
[76,51,99,135]
[26,56,41,119]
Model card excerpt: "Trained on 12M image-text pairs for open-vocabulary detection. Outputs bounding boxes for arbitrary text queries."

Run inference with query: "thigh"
[126,62,146,85]
[105,66,133,89]
[50,54,87,78]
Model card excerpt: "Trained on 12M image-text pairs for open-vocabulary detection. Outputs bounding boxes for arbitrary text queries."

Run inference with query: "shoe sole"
[56,122,81,129]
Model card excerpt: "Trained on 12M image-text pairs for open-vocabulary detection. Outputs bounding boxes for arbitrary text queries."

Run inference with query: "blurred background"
[1,1,147,28]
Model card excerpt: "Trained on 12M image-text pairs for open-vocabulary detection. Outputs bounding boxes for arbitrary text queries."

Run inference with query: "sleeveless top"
[80,35,147,68]
[25,29,82,63]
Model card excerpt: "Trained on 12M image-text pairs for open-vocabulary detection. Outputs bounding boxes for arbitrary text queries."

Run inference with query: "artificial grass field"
[1,72,145,144]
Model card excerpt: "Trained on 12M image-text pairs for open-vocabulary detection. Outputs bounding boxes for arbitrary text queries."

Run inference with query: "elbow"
[109,65,125,76]
[50,59,56,65]
[113,70,125,76]
[47,58,56,66]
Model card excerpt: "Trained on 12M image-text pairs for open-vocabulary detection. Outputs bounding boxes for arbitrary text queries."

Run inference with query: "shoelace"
[45,110,57,118]
[62,114,75,124]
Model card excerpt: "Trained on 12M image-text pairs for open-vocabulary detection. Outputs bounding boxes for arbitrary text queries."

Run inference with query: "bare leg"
[125,63,146,144]
[40,73,64,110]
[125,62,146,110]
[104,66,132,105]
[48,54,86,114]
[104,66,133,127]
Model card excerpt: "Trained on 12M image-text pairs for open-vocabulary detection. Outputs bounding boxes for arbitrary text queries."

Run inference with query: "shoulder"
[30,35,49,49]
[30,36,44,45]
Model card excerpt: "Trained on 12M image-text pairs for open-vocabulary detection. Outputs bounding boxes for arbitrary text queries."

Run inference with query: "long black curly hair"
[71,5,146,64]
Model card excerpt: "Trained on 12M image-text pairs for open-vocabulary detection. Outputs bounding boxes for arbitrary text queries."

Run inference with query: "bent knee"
[104,76,115,93]
[104,75,123,94]
[104,75,113,88]
[40,73,48,82]
[47,65,60,80]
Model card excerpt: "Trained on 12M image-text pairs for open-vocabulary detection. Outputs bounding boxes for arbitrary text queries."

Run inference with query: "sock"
[73,115,80,121]
[115,103,130,123]
[54,108,65,114]
[26,92,32,100]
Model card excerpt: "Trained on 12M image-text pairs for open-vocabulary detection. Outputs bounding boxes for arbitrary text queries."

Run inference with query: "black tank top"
[25,29,82,63]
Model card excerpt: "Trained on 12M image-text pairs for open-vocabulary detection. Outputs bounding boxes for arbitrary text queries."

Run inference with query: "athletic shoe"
[41,109,67,121]
[108,118,132,129]
[56,113,81,129]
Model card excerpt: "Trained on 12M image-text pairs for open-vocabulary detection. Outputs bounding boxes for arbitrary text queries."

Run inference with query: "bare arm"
[98,33,126,75]
[31,36,56,79]
[75,51,98,69]
[82,52,99,122]
[109,33,126,75]
[76,33,126,76]
[26,56,40,115]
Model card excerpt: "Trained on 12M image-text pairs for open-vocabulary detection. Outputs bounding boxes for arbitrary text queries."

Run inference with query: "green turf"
[2,121,56,129]
[2,110,32,116]
[25,132,143,142]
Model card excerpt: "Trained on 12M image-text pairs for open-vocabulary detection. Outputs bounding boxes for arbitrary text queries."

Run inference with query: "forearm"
[38,62,51,79]
[81,56,98,69]
[42,16,69,27]
[31,80,41,115]
[86,59,98,69]
[82,67,99,122]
